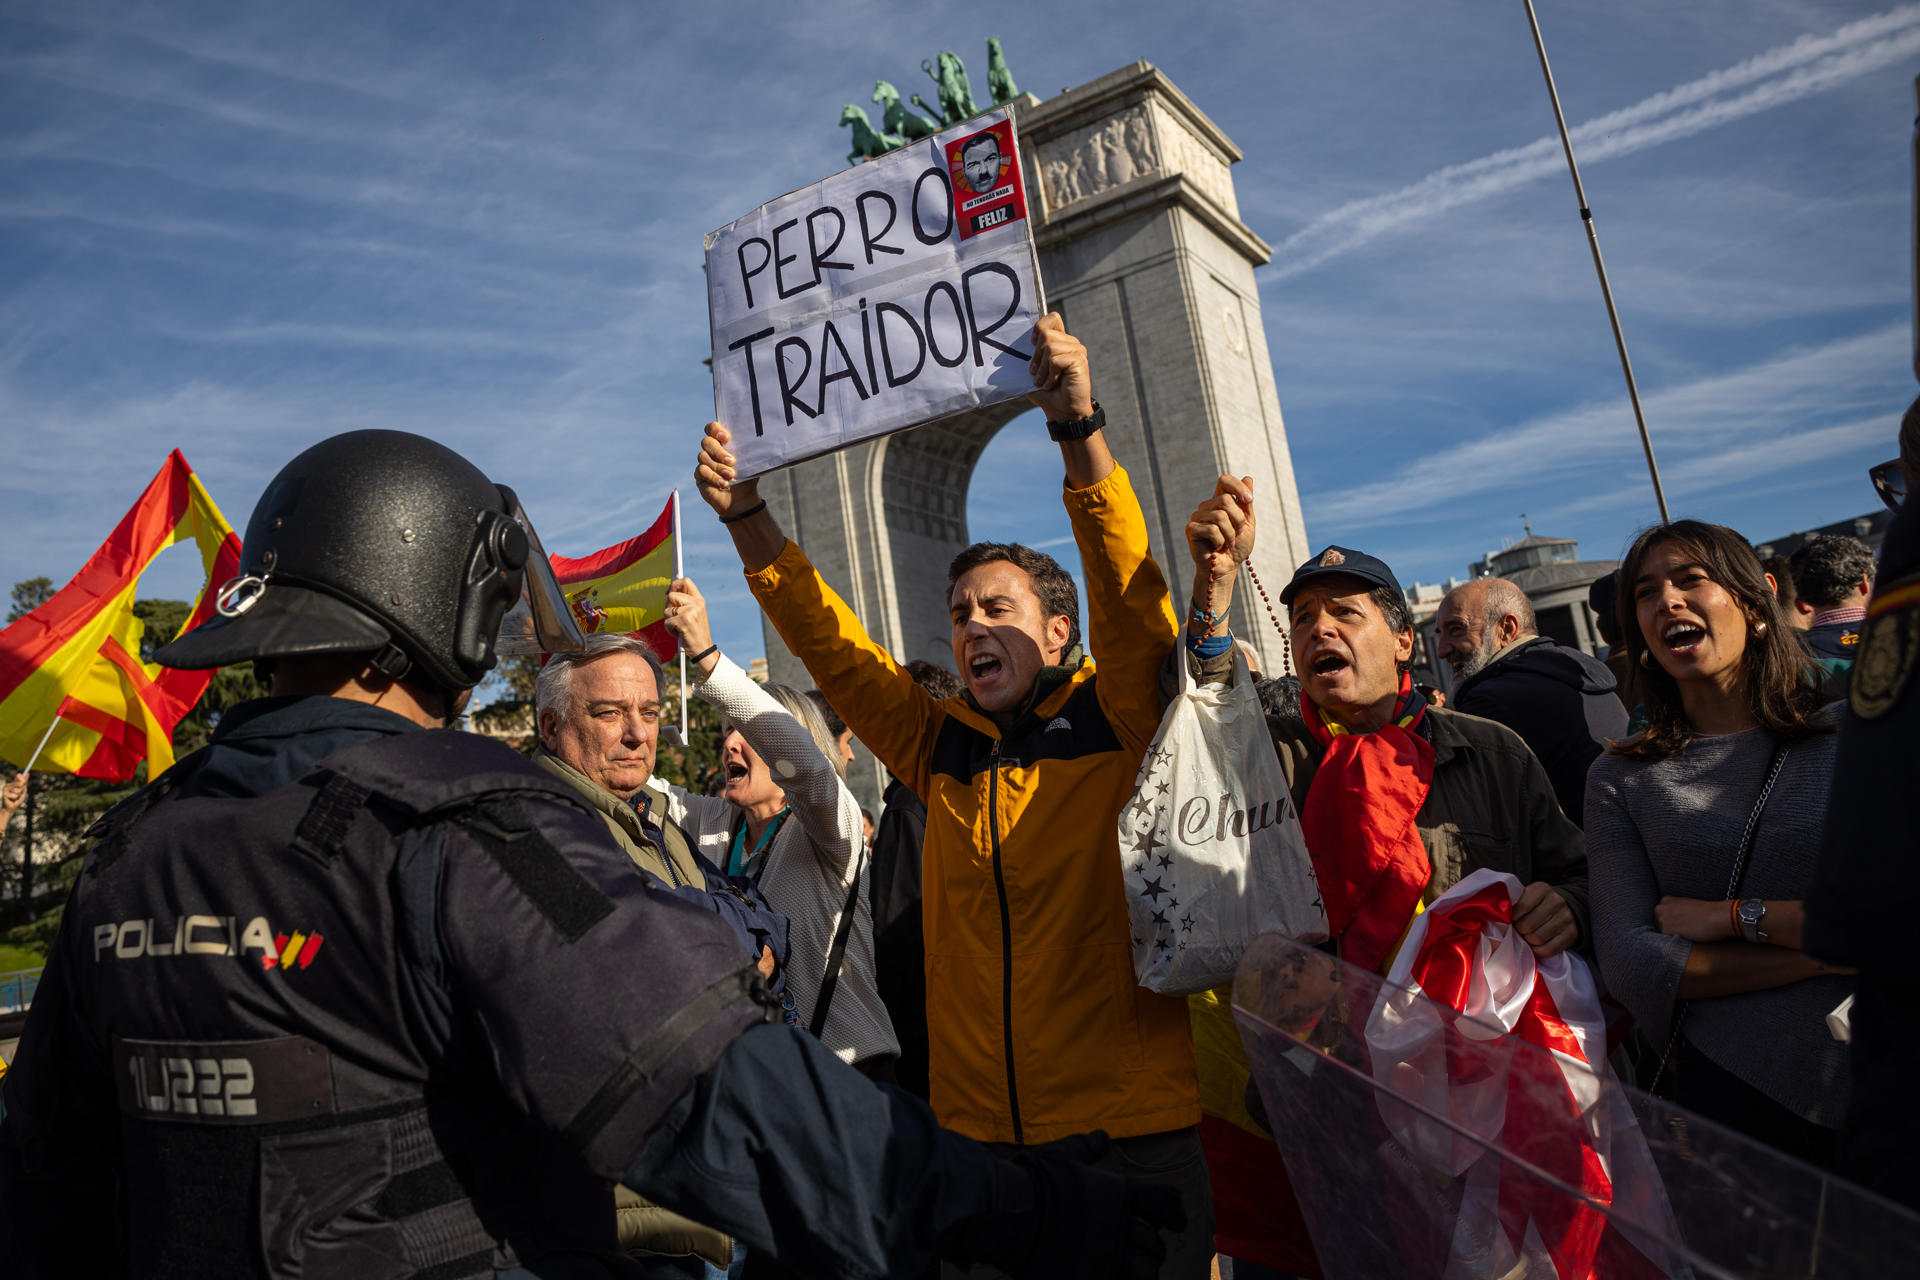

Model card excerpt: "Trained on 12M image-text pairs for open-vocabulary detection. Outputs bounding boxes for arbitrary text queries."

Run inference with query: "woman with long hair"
[660,578,898,1080]
[1585,519,1854,1166]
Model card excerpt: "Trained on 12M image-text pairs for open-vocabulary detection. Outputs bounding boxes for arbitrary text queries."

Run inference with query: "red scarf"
[1301,671,1435,972]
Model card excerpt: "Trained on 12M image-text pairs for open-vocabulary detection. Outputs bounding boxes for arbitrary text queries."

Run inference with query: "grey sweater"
[1584,706,1852,1126]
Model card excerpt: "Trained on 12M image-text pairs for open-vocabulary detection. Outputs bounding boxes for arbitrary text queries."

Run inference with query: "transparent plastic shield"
[1231,933,1920,1280]
[492,485,585,659]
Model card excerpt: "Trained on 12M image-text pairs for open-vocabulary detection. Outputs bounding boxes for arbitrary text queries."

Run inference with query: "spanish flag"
[550,493,679,660]
[0,451,241,781]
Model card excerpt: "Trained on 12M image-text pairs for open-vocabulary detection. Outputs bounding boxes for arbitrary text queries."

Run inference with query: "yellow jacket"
[748,465,1199,1144]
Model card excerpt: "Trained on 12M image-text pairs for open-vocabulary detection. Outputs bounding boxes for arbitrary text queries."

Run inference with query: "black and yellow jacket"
[749,465,1199,1145]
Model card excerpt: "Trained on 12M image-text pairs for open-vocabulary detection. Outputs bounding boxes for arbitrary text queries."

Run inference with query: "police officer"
[0,430,1177,1278]
[1805,395,1920,1212]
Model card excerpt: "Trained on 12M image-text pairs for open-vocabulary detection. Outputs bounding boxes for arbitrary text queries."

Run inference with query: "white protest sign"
[705,106,1044,479]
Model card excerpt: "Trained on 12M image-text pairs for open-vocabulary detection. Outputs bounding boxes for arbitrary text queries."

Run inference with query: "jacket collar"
[1452,634,1548,698]
[1422,706,1466,767]
[947,647,1092,740]
[533,748,648,841]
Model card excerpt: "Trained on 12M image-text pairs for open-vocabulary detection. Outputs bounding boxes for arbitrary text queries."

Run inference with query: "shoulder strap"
[85,746,215,872]
[808,850,866,1040]
[1651,736,1791,1095]
[1723,739,1790,899]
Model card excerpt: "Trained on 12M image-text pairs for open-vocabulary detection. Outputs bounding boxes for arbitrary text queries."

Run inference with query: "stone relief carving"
[1037,105,1157,212]
[1035,100,1242,220]
[1152,107,1237,216]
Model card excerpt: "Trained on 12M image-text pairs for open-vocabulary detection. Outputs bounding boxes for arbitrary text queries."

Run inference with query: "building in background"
[1751,511,1893,562]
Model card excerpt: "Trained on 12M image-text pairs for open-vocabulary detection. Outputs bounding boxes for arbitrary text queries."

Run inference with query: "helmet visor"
[493,485,587,658]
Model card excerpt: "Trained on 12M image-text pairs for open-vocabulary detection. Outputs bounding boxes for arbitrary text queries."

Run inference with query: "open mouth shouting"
[966,648,1007,693]
[1658,617,1709,659]
[1306,649,1351,679]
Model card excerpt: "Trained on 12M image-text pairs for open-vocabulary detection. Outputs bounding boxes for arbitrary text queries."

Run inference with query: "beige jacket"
[534,750,706,888]
[532,749,732,1269]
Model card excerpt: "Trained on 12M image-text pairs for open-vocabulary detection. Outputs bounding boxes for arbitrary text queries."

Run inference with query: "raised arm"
[666,578,863,881]
[694,424,939,797]
[1027,317,1180,748]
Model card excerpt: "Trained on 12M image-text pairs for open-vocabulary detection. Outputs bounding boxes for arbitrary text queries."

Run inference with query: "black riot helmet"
[156,429,583,691]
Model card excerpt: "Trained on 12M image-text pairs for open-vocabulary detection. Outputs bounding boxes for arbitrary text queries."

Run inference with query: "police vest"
[70,728,763,1279]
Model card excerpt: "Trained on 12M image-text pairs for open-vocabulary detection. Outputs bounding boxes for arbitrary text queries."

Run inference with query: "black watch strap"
[1046,401,1106,442]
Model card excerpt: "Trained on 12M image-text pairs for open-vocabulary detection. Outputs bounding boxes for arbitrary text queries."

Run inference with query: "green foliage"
[653,666,728,795]
[7,576,53,623]
[470,654,540,750]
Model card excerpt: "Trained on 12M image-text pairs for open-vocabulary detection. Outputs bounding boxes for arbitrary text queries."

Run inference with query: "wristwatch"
[1045,401,1105,441]
[1737,898,1769,943]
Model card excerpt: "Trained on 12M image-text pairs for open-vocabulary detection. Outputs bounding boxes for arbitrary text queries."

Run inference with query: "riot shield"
[1231,932,1920,1279]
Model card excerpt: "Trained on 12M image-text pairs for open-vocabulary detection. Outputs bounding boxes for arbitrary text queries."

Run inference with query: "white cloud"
[1305,322,1906,530]
[1269,5,1920,280]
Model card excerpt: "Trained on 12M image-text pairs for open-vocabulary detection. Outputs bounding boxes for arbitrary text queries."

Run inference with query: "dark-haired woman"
[1586,520,1854,1167]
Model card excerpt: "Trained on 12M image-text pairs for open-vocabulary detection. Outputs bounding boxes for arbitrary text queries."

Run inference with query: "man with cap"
[0,429,1179,1280]
[1185,531,1589,970]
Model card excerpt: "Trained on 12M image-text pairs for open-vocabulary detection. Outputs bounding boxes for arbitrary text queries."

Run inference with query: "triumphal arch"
[759,61,1311,702]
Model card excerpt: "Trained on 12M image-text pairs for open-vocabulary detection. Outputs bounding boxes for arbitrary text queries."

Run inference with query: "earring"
[1639,651,1652,668]
[1754,621,1769,635]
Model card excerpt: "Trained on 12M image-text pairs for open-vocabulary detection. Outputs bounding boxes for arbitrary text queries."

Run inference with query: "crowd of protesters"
[2,313,1915,1279]
[623,318,1912,1274]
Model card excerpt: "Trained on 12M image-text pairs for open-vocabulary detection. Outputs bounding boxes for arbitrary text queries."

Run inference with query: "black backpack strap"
[808,850,866,1040]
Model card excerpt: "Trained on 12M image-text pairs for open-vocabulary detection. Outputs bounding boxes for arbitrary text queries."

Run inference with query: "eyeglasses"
[1869,459,1906,512]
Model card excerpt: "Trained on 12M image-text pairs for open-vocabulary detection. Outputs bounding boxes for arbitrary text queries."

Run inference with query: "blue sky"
[2,1,1914,667]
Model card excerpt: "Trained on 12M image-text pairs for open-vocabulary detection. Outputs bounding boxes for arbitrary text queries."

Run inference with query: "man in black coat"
[1434,577,1627,826]
[870,660,965,1102]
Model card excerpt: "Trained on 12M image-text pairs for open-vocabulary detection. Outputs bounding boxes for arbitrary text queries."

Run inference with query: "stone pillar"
[1020,61,1312,667]
[758,63,1312,808]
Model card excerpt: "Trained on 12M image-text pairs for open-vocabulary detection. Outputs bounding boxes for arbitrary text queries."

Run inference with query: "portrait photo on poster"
[704,105,1044,481]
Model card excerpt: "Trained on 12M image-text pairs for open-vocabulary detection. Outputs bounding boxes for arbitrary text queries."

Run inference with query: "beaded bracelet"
[1188,601,1227,630]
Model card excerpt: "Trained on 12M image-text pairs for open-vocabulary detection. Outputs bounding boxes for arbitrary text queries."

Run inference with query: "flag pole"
[673,490,689,748]
[19,711,61,775]
[1521,0,1670,523]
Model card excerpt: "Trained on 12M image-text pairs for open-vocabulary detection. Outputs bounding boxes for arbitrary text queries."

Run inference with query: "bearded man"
[1433,577,1627,826]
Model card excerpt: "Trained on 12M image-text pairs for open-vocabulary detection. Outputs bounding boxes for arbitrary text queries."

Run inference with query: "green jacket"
[531,749,732,1268]
[534,750,706,889]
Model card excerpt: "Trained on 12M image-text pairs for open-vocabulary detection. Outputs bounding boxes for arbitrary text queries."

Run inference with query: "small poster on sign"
[946,117,1027,239]
[704,106,1044,481]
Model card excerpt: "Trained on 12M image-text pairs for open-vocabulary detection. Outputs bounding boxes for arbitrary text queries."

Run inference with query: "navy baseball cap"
[1280,545,1404,606]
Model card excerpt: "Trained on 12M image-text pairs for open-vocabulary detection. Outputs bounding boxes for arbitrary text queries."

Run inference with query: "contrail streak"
[1270,6,1920,281]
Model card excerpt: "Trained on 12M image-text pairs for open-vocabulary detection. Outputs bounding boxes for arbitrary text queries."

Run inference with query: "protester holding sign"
[694,313,1214,1279]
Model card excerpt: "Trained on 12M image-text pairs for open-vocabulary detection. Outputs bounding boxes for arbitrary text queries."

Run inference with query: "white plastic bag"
[1118,650,1326,994]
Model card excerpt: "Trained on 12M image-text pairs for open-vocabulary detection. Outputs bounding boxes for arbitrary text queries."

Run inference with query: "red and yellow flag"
[0,450,241,781]
[549,493,679,660]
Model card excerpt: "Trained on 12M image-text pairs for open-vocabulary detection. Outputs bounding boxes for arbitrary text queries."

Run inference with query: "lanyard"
[728,807,790,878]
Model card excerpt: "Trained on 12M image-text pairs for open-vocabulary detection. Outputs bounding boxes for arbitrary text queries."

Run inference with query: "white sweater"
[649,655,898,1067]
